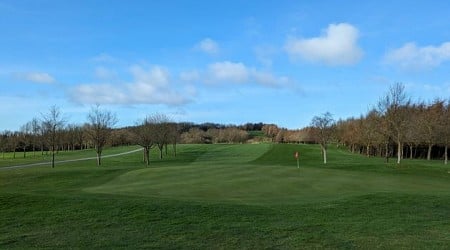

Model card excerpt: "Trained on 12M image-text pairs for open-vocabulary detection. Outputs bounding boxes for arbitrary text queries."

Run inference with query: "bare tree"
[9,131,20,159]
[86,105,118,166]
[262,124,279,142]
[360,111,381,157]
[41,106,66,168]
[378,83,410,164]
[133,116,157,166]
[152,114,171,160]
[416,100,444,160]
[30,118,41,157]
[20,122,32,158]
[167,122,179,156]
[181,128,207,144]
[311,112,335,164]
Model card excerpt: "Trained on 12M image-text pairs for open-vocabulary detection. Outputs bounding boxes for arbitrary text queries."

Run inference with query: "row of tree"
[0,105,119,167]
[0,108,259,167]
[2,83,448,166]
[180,127,249,144]
[266,83,449,165]
[335,84,449,164]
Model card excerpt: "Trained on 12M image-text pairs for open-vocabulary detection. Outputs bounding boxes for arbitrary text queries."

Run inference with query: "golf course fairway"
[1,144,449,248]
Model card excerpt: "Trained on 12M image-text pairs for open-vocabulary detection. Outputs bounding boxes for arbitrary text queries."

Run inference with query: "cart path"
[0,148,143,170]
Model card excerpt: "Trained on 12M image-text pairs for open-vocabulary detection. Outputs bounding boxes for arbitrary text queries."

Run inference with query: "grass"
[1,143,449,248]
[0,146,141,168]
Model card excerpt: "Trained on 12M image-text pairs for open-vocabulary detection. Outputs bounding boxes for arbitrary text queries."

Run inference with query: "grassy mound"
[86,144,450,205]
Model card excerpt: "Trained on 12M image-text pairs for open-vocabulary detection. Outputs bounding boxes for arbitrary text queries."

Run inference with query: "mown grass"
[1,143,449,249]
[0,146,141,168]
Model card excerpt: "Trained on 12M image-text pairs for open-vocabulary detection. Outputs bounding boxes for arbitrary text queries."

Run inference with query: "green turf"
[1,144,449,248]
[0,146,141,168]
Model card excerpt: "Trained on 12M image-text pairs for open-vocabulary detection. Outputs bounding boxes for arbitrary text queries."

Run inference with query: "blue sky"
[1,0,450,130]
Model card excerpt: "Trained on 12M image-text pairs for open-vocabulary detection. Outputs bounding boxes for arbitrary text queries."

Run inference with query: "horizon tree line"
[1,83,448,166]
[0,107,256,167]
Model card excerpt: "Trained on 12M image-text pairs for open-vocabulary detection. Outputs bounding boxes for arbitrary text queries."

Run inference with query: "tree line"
[0,107,264,167]
[335,83,449,165]
[266,83,449,165]
[2,83,448,166]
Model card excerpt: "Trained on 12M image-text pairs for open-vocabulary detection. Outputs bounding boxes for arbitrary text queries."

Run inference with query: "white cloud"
[285,23,363,65]
[208,61,249,83]
[14,72,55,84]
[70,65,192,106]
[206,61,290,87]
[71,84,128,104]
[384,42,450,70]
[251,70,289,87]
[196,38,220,55]
[130,65,170,87]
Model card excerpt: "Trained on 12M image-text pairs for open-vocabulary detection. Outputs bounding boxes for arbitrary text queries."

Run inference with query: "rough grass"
[1,144,449,249]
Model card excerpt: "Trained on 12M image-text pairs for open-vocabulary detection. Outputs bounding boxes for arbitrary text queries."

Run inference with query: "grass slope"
[1,144,449,249]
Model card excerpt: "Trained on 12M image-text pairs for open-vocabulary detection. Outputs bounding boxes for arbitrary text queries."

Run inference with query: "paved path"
[0,148,143,171]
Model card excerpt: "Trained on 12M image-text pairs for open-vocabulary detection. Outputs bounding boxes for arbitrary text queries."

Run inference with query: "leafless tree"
[181,128,208,144]
[402,104,422,159]
[133,116,157,166]
[151,114,172,159]
[41,106,66,168]
[262,124,279,142]
[420,100,445,160]
[311,112,335,164]
[378,83,410,164]
[20,122,32,158]
[9,131,20,159]
[29,118,41,157]
[86,105,118,166]
[167,122,179,156]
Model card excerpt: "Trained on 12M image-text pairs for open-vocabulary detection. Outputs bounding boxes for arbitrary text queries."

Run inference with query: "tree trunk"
[444,145,448,165]
[385,142,389,163]
[427,144,433,161]
[144,147,150,166]
[96,151,102,166]
[51,149,55,168]
[321,144,327,164]
[409,145,413,159]
[397,141,401,164]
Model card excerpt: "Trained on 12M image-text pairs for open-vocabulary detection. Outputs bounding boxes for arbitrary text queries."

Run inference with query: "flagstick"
[297,158,299,168]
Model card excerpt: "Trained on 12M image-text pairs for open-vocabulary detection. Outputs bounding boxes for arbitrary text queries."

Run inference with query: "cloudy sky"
[1,0,450,130]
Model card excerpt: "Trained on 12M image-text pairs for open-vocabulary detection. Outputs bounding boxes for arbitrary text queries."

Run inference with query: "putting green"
[85,144,450,205]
